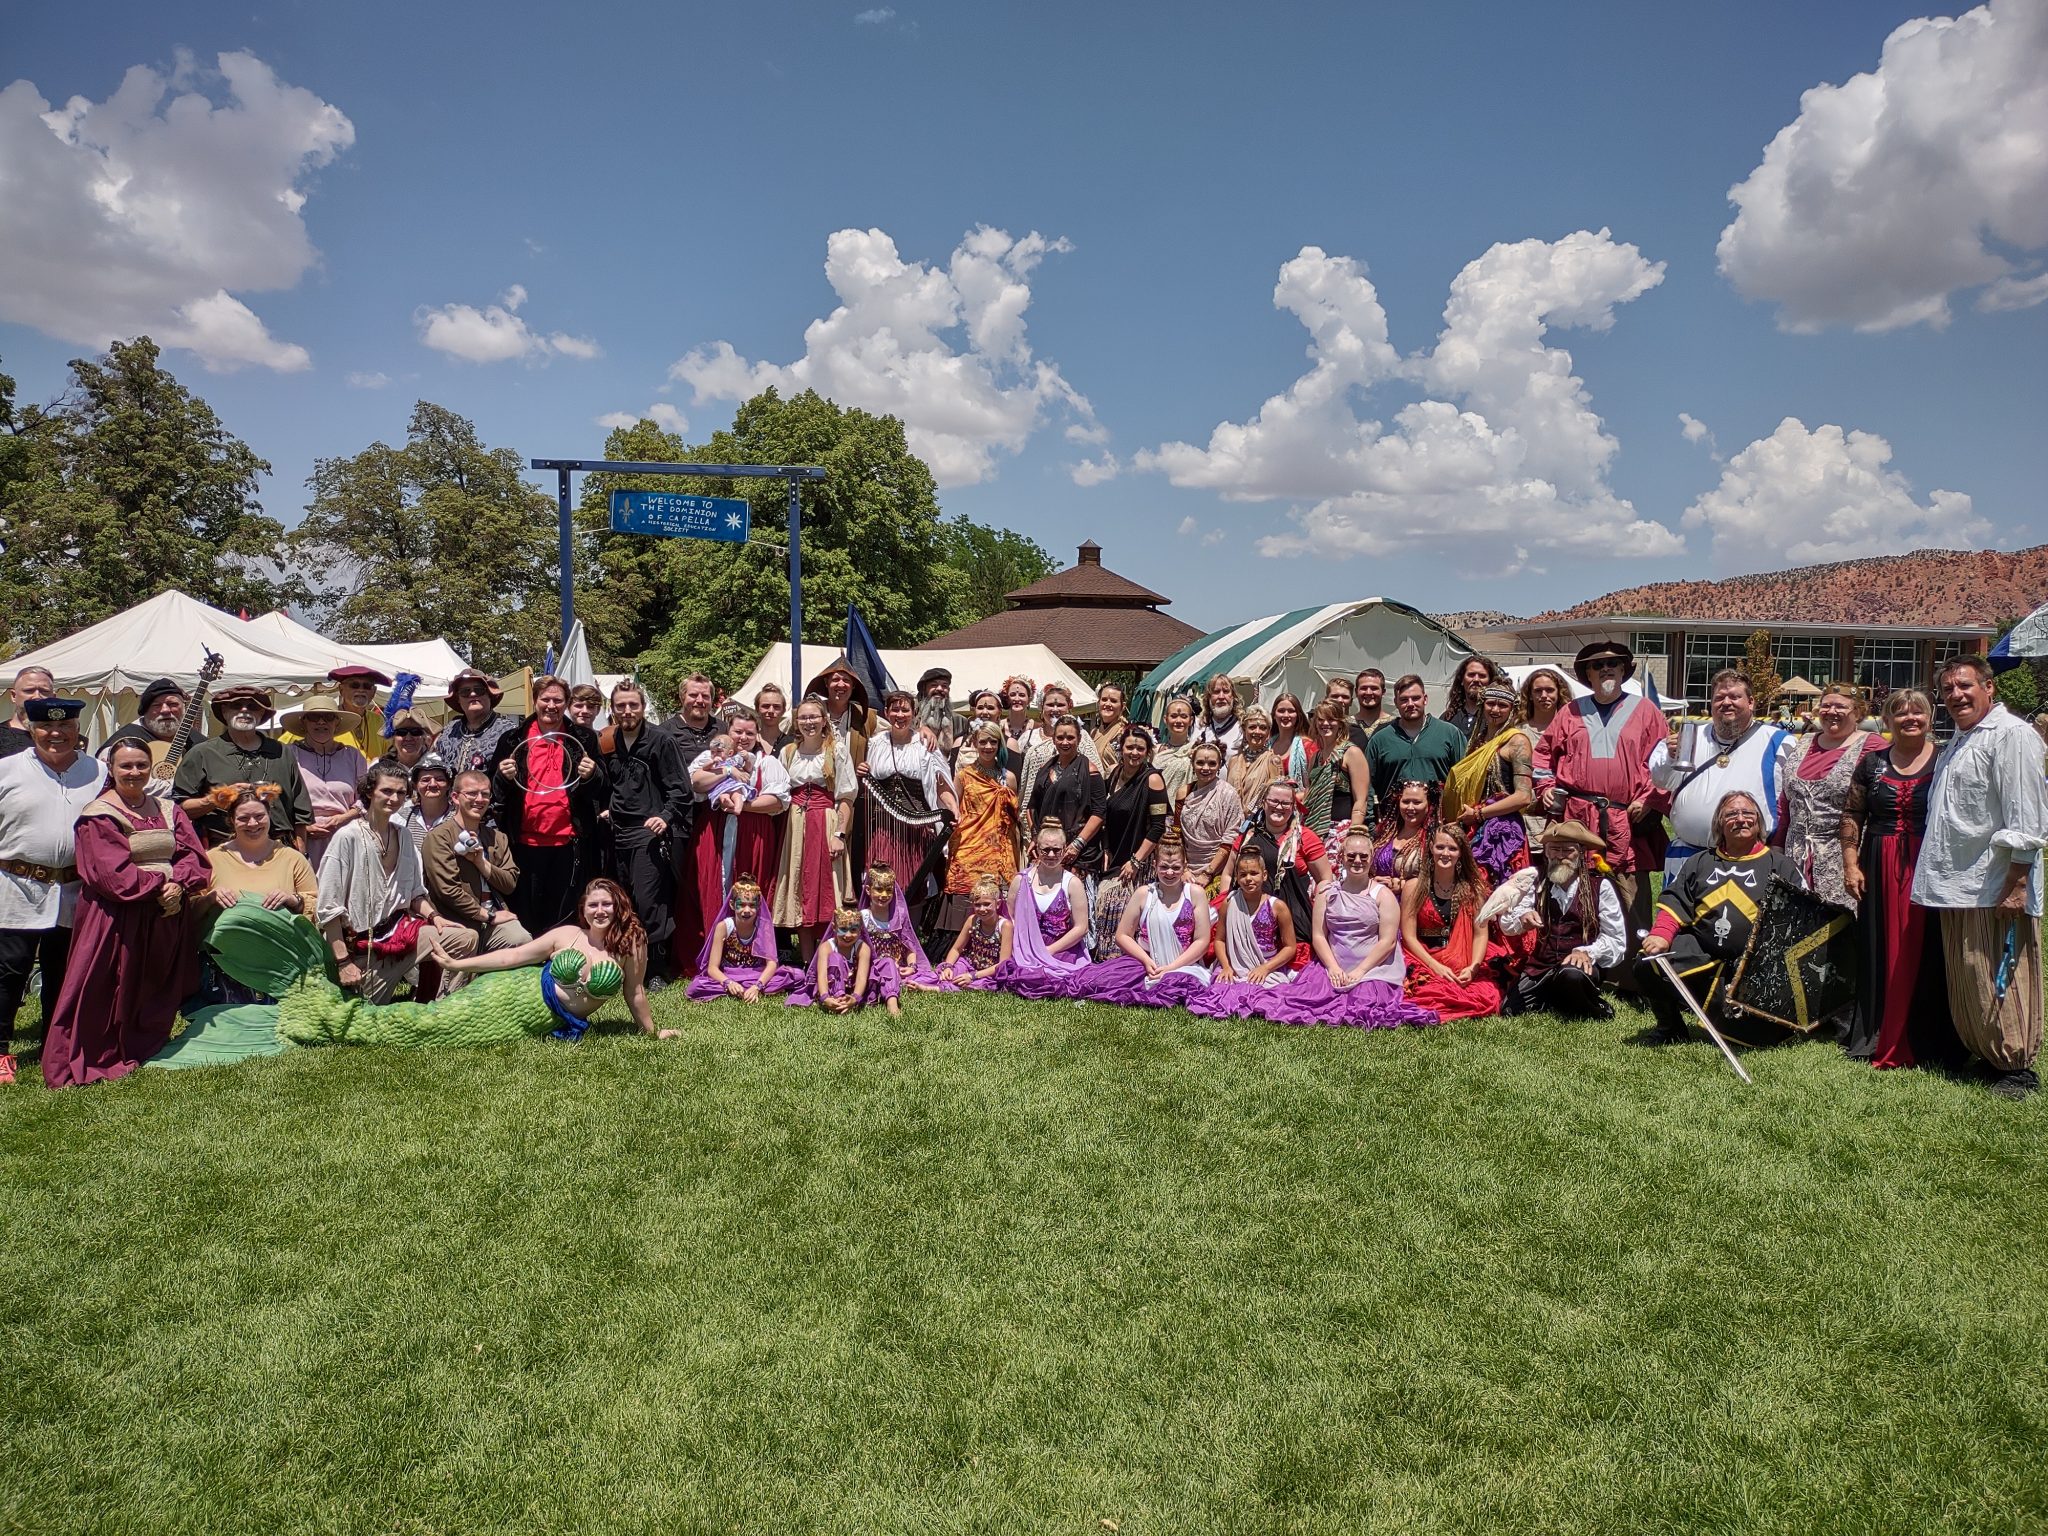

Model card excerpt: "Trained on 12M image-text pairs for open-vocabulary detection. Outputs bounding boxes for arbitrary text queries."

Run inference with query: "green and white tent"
[1131,599,1474,723]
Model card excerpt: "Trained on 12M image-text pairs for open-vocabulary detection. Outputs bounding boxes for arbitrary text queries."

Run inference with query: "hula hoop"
[508,731,588,796]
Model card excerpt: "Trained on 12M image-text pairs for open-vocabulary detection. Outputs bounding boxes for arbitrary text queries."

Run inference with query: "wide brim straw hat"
[277,693,365,734]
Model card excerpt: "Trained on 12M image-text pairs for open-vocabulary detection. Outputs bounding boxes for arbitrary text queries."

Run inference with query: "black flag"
[1726,875,1858,1034]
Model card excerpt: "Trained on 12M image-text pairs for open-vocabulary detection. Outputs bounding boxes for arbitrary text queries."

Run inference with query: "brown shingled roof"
[1003,539,1173,607]
[920,604,1204,673]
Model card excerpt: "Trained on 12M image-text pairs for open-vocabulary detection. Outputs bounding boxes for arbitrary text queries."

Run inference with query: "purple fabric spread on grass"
[1259,882,1437,1028]
[786,942,868,1007]
[932,917,1008,991]
[684,894,798,1001]
[1188,893,1296,1019]
[1064,886,1209,1008]
[997,872,1092,999]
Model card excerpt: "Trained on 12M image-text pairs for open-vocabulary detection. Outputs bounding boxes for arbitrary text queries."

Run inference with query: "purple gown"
[1066,885,1211,1009]
[933,917,1009,991]
[684,891,800,1002]
[787,941,864,1007]
[1188,894,1294,1019]
[996,871,1093,999]
[1262,882,1438,1029]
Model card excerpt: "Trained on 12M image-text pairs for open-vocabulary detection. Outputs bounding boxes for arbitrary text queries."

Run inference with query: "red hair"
[578,878,646,957]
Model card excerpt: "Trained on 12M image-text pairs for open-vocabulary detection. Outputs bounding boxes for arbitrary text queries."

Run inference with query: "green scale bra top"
[548,948,625,997]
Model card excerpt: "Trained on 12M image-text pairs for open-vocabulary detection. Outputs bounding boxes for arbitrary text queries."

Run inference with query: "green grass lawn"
[3,987,2045,1534]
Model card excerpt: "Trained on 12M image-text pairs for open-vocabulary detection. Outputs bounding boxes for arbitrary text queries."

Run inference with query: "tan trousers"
[360,924,478,1004]
[1940,906,2042,1072]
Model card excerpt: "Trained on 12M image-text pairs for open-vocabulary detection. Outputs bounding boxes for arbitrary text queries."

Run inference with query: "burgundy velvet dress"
[41,797,210,1088]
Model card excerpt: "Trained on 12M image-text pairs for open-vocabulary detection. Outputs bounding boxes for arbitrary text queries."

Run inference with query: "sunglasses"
[1340,853,1374,866]
[393,727,427,738]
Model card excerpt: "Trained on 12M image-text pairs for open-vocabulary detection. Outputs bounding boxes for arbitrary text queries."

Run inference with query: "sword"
[1646,951,1754,1086]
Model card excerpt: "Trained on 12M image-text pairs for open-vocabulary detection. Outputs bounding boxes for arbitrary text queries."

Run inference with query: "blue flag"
[844,603,897,706]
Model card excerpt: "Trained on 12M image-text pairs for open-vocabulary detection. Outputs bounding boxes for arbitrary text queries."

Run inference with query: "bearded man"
[1492,820,1627,1020]
[173,685,314,846]
[1532,640,1668,971]
[101,678,188,792]
[914,666,957,758]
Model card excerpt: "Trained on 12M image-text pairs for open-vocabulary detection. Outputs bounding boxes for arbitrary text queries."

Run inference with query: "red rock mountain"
[1535,545,2048,627]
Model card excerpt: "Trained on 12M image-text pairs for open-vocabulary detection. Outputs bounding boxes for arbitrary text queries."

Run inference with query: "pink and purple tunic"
[996,871,1093,998]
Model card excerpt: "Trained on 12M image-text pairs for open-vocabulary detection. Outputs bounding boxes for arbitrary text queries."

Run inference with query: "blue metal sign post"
[531,458,826,701]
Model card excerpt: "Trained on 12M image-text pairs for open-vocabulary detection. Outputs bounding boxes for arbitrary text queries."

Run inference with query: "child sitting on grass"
[687,874,792,1002]
[929,873,1013,989]
[808,906,872,1015]
[858,863,932,1009]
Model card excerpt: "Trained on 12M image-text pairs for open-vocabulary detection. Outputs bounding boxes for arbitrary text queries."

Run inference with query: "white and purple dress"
[1067,885,1211,1008]
[1188,893,1295,1020]
[935,917,1009,991]
[858,883,939,1000]
[1263,882,1437,1029]
[997,871,1093,999]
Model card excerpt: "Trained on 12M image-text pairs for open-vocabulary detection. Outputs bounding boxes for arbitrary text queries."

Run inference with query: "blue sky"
[4,0,2043,630]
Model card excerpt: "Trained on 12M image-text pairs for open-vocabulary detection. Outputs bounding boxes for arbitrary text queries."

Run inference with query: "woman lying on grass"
[157,878,666,1066]
[439,877,665,1040]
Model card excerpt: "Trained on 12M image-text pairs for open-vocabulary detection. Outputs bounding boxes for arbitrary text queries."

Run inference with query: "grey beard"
[148,717,180,740]
[1547,861,1580,888]
[916,693,954,734]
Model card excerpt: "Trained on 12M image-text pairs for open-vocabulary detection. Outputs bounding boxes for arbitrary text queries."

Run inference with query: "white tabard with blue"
[1648,723,1793,881]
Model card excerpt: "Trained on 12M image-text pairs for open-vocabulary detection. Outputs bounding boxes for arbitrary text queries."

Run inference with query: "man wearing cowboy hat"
[280,664,392,759]
[1531,639,1669,975]
[433,668,521,781]
[0,698,104,1083]
[1492,819,1629,1020]
[173,685,313,847]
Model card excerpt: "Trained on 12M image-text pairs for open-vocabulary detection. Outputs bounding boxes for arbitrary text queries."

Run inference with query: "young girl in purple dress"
[1189,845,1299,1019]
[686,875,796,1002]
[998,819,1093,998]
[1069,832,1212,1007]
[802,907,872,1015]
[931,873,1013,989]
[857,863,933,1014]
[1265,828,1438,1029]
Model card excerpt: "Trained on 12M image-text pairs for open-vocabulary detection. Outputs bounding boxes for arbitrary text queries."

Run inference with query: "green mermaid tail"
[206,904,560,1051]
[276,969,555,1048]
[208,902,336,998]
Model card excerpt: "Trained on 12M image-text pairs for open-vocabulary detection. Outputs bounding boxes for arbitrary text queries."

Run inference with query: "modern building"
[919,540,1204,675]
[1462,616,1997,705]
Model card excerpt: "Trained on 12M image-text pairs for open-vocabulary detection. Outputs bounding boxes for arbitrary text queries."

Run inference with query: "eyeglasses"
[393,727,427,738]
[1340,853,1374,866]
[1587,659,1626,672]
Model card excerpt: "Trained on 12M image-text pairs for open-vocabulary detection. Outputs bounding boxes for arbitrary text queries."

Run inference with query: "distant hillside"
[1431,609,1524,630]
[1535,546,2048,628]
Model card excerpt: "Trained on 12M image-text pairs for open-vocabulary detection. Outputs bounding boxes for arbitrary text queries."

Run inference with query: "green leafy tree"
[577,390,949,696]
[0,338,296,648]
[291,402,558,673]
[935,515,1055,630]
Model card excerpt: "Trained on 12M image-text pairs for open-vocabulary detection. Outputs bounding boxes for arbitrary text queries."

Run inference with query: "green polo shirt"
[1365,715,1468,811]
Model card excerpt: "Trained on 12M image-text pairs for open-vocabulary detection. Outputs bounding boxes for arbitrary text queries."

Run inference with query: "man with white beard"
[1491,821,1627,1019]
[1532,641,1667,977]
[914,666,957,759]
[172,684,314,848]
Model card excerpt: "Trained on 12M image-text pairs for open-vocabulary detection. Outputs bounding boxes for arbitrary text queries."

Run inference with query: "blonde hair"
[784,697,839,794]
[969,873,1005,901]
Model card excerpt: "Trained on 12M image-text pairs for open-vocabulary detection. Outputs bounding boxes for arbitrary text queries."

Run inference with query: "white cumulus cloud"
[1135,230,1682,562]
[0,50,352,371]
[854,7,896,22]
[345,370,391,390]
[596,403,689,434]
[1717,0,2048,332]
[1069,452,1120,487]
[669,226,1098,487]
[416,283,600,364]
[1682,417,1987,564]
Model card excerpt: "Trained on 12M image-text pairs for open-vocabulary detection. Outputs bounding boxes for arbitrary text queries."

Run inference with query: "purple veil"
[685,886,797,1000]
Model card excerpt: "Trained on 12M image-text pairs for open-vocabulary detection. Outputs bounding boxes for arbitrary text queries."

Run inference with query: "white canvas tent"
[732,642,1097,714]
[1133,600,1471,720]
[241,610,470,692]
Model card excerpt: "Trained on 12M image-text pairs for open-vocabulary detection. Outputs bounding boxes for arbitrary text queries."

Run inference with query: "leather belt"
[0,858,75,884]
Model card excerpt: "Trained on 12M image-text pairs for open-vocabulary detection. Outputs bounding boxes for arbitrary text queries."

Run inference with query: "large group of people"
[0,641,2040,1098]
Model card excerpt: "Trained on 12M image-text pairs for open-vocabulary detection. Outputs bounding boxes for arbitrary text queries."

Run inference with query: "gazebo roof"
[919,603,1204,673]
[1003,540,1172,608]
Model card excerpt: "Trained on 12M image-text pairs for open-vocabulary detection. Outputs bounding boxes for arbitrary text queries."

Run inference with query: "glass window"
[1685,634,1747,699]
[1855,638,1919,694]
[1630,630,1668,657]
[1932,638,1969,667]
[1772,636,1837,688]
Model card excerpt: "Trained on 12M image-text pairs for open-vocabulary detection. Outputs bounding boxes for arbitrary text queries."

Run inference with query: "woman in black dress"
[1087,725,1170,955]
[1024,716,1105,876]
[1840,689,1960,1069]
